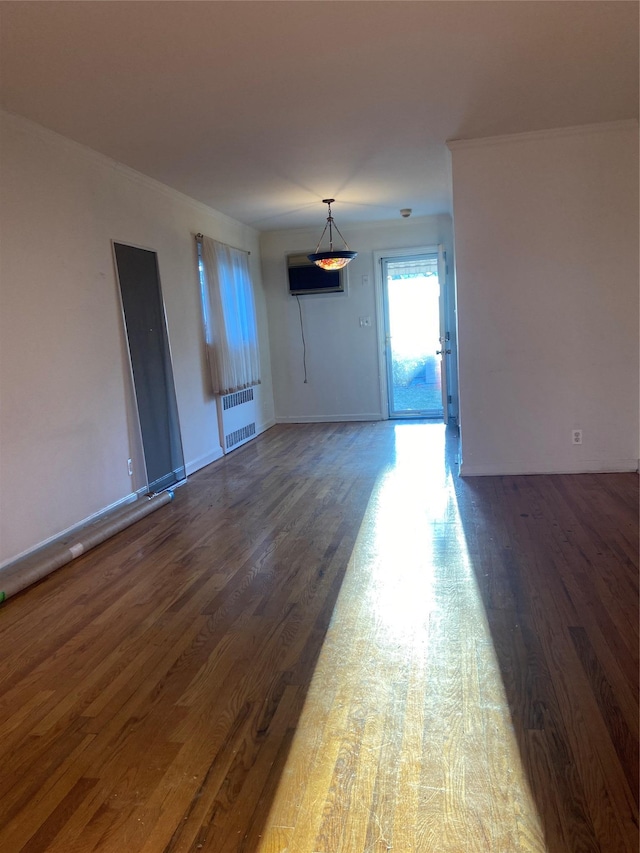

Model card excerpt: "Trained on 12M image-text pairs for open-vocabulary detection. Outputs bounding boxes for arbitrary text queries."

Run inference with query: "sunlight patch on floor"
[258,423,546,853]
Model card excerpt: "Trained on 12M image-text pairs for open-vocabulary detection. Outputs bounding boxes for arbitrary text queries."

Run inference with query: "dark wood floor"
[0,422,637,852]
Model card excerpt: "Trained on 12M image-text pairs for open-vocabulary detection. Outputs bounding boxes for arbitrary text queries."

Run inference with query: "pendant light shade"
[308,199,357,271]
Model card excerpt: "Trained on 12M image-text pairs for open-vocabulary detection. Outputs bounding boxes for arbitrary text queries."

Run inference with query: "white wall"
[449,121,639,475]
[261,215,455,423]
[0,111,274,565]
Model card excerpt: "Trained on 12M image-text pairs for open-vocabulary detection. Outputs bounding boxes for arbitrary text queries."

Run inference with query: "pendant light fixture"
[307,199,357,271]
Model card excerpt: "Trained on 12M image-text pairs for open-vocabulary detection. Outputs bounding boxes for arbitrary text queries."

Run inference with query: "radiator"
[217,387,257,454]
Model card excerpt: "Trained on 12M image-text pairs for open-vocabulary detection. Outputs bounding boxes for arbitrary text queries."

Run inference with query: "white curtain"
[199,235,261,395]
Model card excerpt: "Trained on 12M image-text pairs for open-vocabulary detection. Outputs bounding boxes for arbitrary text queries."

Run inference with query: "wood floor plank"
[569,625,639,803]
[495,483,636,851]
[0,422,636,852]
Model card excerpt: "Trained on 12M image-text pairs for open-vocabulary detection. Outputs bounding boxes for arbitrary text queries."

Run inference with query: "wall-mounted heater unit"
[217,387,257,454]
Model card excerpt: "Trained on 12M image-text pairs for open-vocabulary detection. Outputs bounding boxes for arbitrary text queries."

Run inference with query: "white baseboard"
[459,458,639,477]
[4,428,277,568]
[0,491,140,571]
[185,447,224,476]
[257,418,277,434]
[276,413,384,424]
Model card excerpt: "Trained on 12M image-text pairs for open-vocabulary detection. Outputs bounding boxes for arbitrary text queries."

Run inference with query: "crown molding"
[447,119,639,152]
[1,109,258,236]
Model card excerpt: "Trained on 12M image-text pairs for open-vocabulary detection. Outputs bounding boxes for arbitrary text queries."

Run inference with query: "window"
[198,235,261,395]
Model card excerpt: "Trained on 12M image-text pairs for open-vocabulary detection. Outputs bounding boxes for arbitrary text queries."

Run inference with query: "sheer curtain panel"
[199,235,261,395]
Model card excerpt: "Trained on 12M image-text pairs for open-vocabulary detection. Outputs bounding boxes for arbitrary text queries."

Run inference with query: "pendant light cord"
[295,295,308,383]
[312,199,353,253]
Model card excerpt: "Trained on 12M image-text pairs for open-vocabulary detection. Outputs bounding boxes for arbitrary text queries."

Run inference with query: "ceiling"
[1,1,637,231]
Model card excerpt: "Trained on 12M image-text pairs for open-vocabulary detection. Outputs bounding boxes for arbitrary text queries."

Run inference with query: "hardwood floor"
[0,422,637,852]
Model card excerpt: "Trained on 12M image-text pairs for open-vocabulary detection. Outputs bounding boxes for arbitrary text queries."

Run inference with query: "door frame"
[374,244,450,422]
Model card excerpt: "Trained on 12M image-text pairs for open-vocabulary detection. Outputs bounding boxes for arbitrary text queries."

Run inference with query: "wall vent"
[226,422,256,450]
[218,387,258,454]
[223,388,254,410]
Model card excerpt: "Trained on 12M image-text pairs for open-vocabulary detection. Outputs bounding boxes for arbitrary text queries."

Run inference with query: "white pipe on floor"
[0,491,174,603]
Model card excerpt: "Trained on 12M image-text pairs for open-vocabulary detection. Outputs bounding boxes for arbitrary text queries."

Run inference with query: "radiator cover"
[217,388,257,453]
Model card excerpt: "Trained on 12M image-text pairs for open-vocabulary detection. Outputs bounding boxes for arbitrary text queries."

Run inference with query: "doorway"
[380,252,446,419]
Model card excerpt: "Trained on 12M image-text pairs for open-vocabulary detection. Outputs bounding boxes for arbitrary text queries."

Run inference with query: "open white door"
[437,245,449,424]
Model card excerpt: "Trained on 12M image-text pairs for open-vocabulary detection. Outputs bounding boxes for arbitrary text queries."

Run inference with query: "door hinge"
[448,395,452,404]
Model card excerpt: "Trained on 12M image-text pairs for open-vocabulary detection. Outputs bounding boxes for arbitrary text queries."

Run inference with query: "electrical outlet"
[572,429,583,445]
[127,458,133,476]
